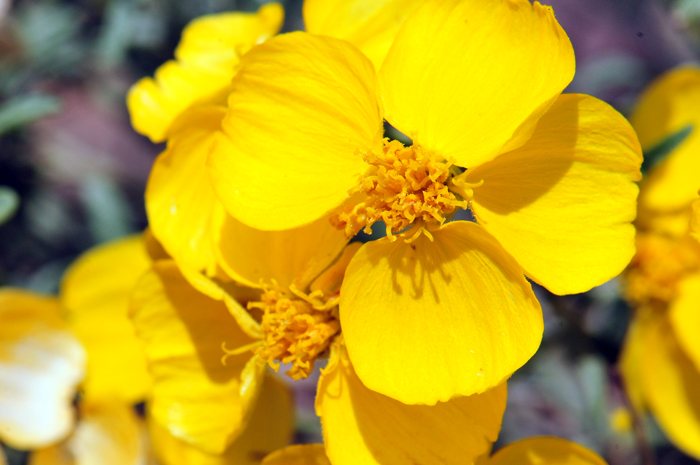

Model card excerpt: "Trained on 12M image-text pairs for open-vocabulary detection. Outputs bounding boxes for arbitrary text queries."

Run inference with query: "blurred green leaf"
[0,94,61,136]
[80,174,134,244]
[642,124,693,173]
[0,186,19,225]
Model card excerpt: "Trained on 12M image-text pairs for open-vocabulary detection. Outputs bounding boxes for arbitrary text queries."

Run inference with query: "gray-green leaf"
[0,187,20,225]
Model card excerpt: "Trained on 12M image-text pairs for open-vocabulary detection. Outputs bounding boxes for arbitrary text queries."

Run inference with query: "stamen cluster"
[249,282,340,380]
[625,233,700,306]
[331,139,467,239]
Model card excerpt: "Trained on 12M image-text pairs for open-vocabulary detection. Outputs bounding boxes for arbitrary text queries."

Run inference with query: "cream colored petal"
[0,290,85,449]
[130,262,265,454]
[151,375,294,465]
[60,235,151,403]
[316,343,506,465]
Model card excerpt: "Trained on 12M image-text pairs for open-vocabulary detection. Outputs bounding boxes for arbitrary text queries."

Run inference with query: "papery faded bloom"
[207,0,642,404]
[620,66,700,460]
[0,290,86,450]
[262,436,609,465]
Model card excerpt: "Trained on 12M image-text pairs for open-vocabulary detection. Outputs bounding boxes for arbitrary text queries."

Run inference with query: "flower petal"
[31,401,147,465]
[262,445,330,465]
[303,0,422,71]
[618,315,646,413]
[467,94,642,295]
[60,235,151,403]
[146,105,226,276]
[641,312,700,460]
[127,4,284,142]
[630,67,700,212]
[692,198,700,242]
[487,437,607,465]
[130,261,264,454]
[379,0,574,168]
[340,221,542,404]
[150,375,294,465]
[208,32,382,231]
[316,343,506,465]
[669,273,700,371]
[0,290,86,449]
[214,212,347,290]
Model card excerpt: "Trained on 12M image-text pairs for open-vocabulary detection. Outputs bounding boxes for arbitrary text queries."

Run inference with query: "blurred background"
[0,0,699,464]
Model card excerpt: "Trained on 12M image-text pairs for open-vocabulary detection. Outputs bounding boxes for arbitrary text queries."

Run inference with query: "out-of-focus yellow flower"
[127,3,284,143]
[608,407,633,434]
[692,196,700,242]
[621,66,700,460]
[0,289,86,450]
[262,437,608,465]
[60,235,152,404]
[207,0,642,405]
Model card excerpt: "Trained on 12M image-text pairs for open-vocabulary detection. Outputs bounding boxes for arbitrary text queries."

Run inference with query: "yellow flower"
[261,437,609,465]
[207,0,642,404]
[692,196,700,242]
[131,228,506,465]
[620,66,700,460]
[127,3,284,143]
[0,290,86,450]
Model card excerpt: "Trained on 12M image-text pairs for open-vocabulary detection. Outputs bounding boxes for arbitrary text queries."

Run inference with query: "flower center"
[248,281,340,380]
[331,139,475,241]
[625,233,700,306]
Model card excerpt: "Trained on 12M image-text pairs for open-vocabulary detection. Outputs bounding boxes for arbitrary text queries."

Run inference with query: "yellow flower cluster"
[21,0,700,463]
[620,67,700,461]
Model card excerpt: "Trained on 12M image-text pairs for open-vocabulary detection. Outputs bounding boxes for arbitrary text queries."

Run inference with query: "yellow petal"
[692,198,700,242]
[669,273,700,371]
[340,221,542,404]
[127,4,284,142]
[151,374,294,465]
[303,0,422,71]
[0,448,6,465]
[60,235,151,404]
[208,32,382,230]
[379,0,575,168]
[467,94,642,295]
[0,290,86,449]
[630,66,700,212]
[487,436,608,465]
[130,261,265,454]
[146,105,226,276]
[316,342,506,465]
[262,445,330,465]
[214,211,347,290]
[31,401,147,465]
[641,312,700,460]
[618,314,646,413]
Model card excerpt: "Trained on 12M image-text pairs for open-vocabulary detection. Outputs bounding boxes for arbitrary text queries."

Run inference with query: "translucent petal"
[208,32,381,230]
[130,261,264,454]
[379,0,574,168]
[340,221,541,404]
[317,343,506,465]
[468,94,642,295]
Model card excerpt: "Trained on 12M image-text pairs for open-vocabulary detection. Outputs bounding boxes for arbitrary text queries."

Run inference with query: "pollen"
[624,233,700,306]
[248,281,340,380]
[331,139,468,240]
